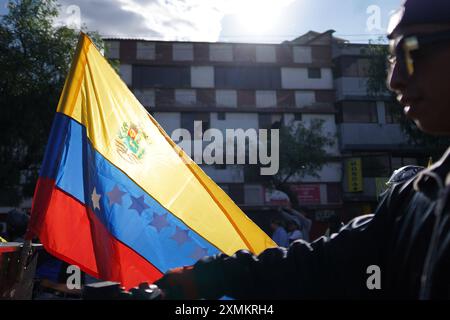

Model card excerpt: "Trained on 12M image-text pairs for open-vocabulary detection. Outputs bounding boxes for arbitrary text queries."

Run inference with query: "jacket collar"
[414,147,450,198]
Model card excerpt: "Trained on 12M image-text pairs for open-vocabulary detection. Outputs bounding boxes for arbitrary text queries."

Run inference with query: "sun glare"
[236,0,292,34]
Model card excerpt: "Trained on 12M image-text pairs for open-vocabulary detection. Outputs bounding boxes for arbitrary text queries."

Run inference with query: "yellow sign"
[347,158,363,192]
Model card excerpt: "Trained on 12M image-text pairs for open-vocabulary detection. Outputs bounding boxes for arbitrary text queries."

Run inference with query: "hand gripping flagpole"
[9,218,35,299]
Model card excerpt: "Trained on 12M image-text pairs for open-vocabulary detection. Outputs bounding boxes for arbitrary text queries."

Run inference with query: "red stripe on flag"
[29,178,163,289]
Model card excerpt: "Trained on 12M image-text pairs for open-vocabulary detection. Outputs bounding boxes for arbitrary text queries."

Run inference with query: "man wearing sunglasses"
[155,0,450,299]
[388,1,450,135]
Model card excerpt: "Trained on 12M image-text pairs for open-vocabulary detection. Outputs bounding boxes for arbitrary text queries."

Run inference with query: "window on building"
[308,67,322,79]
[259,114,282,130]
[197,89,215,107]
[155,43,172,61]
[335,56,371,77]
[134,89,155,107]
[341,101,378,123]
[295,91,316,108]
[217,112,226,120]
[133,66,190,88]
[237,90,256,108]
[276,45,293,63]
[234,44,256,62]
[194,43,209,61]
[334,56,358,78]
[136,42,155,60]
[210,44,233,61]
[181,112,210,136]
[315,90,335,103]
[293,46,312,64]
[276,91,296,108]
[311,46,332,64]
[255,45,276,63]
[403,158,419,166]
[271,114,283,129]
[215,90,237,108]
[258,114,271,130]
[175,89,196,106]
[155,89,174,107]
[256,91,277,108]
[191,66,214,88]
[294,113,302,121]
[215,66,281,89]
[385,102,402,124]
[244,185,264,205]
[362,155,390,177]
[120,41,136,61]
[357,58,371,77]
[119,65,132,86]
[105,41,120,59]
[340,56,358,77]
[391,157,419,171]
[173,43,193,61]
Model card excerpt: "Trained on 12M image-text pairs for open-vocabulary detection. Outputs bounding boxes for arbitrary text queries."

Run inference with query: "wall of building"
[282,68,333,89]
[291,162,342,183]
[105,35,341,211]
[339,123,407,149]
[334,77,370,100]
[153,112,181,135]
[332,40,423,208]
[210,113,259,132]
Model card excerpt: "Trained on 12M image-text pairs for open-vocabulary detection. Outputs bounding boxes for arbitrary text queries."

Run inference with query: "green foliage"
[274,119,335,186]
[366,43,391,97]
[0,0,103,205]
[249,119,335,209]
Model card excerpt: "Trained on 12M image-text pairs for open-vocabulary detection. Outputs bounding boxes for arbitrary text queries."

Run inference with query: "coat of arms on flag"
[115,122,151,164]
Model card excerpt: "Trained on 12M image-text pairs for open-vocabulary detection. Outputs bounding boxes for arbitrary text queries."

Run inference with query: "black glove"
[155,266,200,300]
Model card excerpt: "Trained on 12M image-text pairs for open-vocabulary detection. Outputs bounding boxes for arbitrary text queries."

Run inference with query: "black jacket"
[191,148,450,299]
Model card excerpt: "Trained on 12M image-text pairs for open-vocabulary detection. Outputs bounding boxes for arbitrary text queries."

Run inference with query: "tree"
[366,41,450,160]
[0,0,103,205]
[248,119,335,210]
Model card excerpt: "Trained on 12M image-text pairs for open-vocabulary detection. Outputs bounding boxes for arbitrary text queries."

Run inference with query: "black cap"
[388,0,450,37]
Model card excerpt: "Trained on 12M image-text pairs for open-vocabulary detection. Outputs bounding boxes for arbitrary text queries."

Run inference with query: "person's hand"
[154,266,200,300]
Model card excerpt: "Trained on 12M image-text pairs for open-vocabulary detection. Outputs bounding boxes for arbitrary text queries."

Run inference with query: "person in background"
[284,207,312,242]
[286,221,304,244]
[270,219,289,248]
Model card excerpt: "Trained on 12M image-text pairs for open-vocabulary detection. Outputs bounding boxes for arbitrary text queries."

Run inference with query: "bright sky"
[1,0,402,43]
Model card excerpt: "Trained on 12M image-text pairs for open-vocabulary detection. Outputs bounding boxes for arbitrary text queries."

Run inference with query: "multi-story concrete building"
[332,38,427,221]
[104,30,343,232]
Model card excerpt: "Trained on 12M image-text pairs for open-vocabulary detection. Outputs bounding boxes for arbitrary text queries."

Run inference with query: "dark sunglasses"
[388,29,450,76]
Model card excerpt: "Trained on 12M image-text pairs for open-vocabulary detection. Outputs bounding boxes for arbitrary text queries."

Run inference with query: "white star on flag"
[91,187,101,211]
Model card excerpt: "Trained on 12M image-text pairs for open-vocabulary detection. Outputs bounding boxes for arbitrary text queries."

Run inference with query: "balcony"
[339,123,408,151]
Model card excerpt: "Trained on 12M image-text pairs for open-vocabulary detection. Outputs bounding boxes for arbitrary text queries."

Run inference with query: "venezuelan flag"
[28,33,275,289]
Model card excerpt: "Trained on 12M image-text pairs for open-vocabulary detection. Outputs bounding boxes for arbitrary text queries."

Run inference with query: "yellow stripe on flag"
[57,33,275,256]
